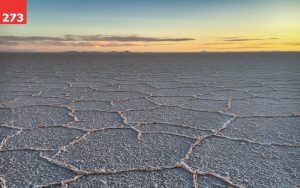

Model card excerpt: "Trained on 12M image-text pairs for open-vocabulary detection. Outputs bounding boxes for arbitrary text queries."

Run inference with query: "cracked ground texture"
[0,52,299,188]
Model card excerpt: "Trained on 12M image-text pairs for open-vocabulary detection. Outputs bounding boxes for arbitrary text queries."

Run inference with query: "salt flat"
[0,52,299,188]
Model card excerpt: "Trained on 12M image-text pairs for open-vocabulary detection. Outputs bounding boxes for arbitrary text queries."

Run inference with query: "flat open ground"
[0,52,299,188]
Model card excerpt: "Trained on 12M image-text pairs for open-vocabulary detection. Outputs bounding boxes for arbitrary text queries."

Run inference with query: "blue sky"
[1,0,300,51]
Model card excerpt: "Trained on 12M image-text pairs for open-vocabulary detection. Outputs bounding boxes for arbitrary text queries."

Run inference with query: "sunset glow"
[1,0,300,52]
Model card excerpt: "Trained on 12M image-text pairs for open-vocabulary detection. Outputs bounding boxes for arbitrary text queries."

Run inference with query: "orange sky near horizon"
[1,0,300,52]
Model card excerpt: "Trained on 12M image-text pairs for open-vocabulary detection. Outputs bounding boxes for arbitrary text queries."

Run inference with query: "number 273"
[2,13,24,22]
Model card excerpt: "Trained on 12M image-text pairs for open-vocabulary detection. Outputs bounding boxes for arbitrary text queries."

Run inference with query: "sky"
[1,0,300,52]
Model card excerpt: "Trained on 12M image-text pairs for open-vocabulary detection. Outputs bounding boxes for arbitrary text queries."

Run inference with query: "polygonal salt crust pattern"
[1,53,299,187]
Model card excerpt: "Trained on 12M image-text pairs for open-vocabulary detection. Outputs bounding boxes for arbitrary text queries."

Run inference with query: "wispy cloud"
[0,34,195,47]
[209,46,273,50]
[222,37,279,42]
[0,36,69,42]
[201,42,235,46]
[65,35,194,42]
[285,42,300,46]
[0,41,19,46]
[29,41,147,47]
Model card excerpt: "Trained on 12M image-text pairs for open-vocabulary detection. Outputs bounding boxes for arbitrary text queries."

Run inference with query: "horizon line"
[1,50,300,53]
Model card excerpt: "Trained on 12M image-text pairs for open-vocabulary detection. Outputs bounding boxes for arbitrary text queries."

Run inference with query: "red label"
[0,0,27,24]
